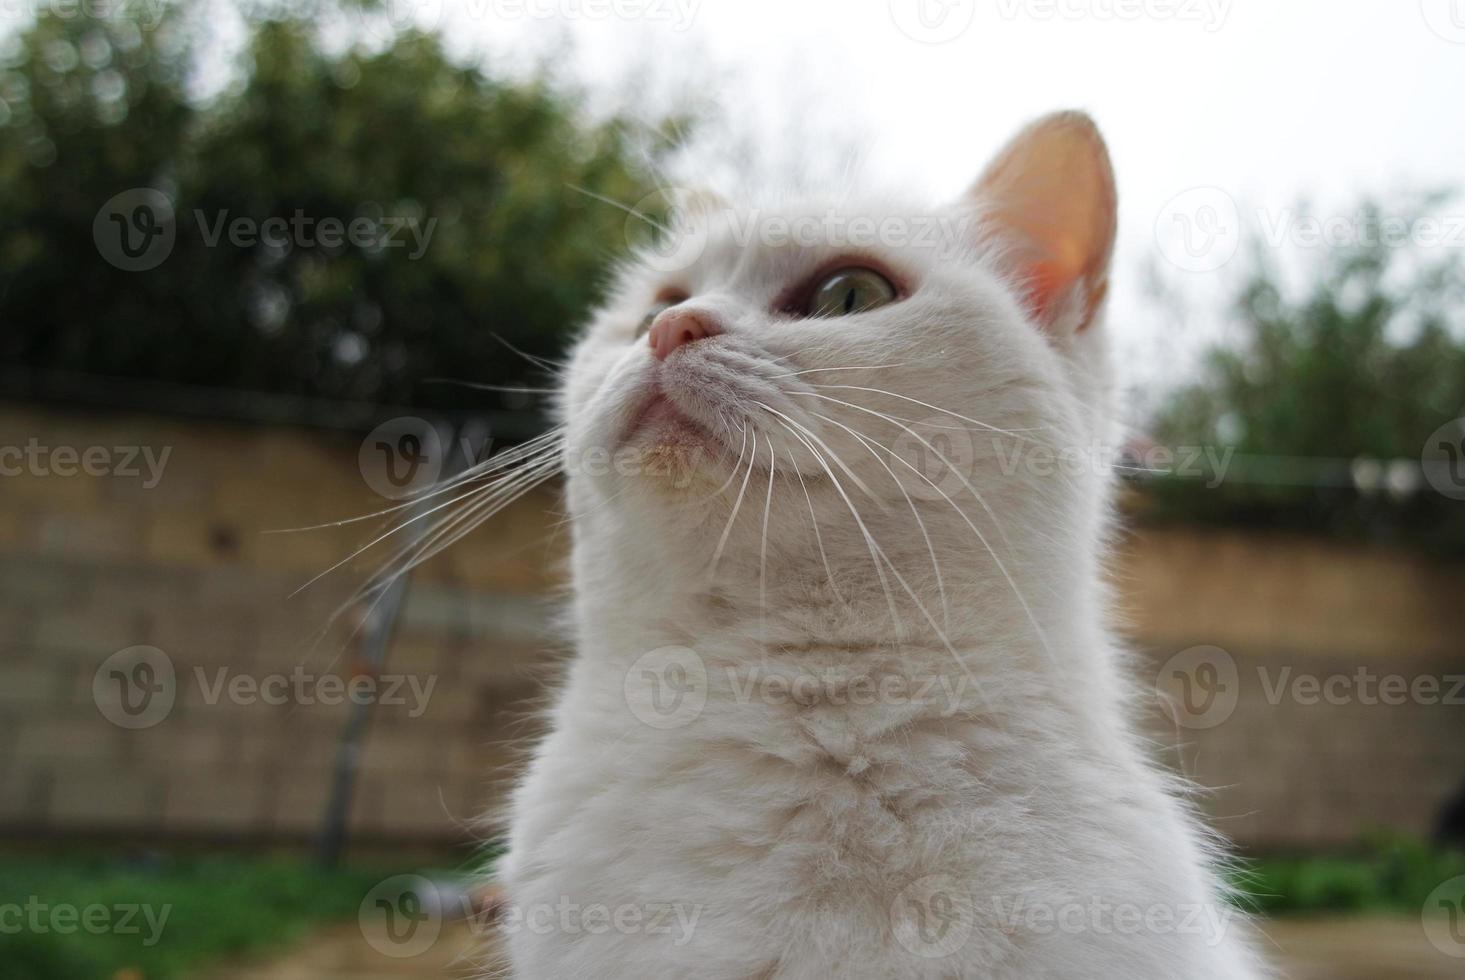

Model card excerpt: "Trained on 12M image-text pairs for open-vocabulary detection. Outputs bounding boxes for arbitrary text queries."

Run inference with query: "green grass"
[0,853,412,980]
[1,838,1459,978]
[1234,835,1465,916]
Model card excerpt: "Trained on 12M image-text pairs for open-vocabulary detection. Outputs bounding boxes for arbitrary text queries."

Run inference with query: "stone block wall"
[1,405,1461,850]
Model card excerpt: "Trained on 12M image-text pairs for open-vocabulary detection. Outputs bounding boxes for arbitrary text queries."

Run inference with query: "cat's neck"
[571,538,1113,726]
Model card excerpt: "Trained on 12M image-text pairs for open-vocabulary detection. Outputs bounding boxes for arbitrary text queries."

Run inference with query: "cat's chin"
[607,394,724,491]
[621,391,723,453]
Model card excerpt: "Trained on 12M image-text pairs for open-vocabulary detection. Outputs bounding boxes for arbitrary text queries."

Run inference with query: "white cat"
[493,112,1269,979]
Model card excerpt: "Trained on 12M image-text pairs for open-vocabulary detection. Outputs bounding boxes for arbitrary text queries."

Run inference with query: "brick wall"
[1124,528,1465,848]
[0,405,1461,850]
[0,404,564,845]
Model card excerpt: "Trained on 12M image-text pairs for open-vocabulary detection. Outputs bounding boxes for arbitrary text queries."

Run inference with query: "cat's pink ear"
[970,111,1117,334]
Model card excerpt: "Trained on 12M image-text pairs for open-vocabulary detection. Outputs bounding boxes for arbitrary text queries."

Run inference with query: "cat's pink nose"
[649,307,722,360]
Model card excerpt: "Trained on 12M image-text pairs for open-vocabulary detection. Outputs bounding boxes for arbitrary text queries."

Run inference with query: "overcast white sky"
[431,0,1465,393]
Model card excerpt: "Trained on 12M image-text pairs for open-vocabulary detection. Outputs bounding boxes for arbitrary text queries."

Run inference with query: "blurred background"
[2,0,1464,977]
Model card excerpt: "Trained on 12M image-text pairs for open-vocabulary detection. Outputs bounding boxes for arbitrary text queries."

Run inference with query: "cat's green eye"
[807,267,897,318]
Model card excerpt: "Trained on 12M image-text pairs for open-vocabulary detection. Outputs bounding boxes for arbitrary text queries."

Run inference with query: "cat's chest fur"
[497,620,1258,980]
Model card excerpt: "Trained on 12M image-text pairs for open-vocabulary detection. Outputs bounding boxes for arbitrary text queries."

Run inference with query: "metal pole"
[316,417,478,868]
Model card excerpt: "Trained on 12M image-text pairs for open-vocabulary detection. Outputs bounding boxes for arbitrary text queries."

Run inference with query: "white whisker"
[807,402,1053,665]
[566,183,671,235]
[766,415,903,638]
[769,416,990,711]
[711,429,758,572]
[287,448,559,598]
[798,384,1049,447]
[267,426,564,535]
[813,411,949,628]
[309,454,559,662]
[798,391,1021,553]
[753,402,883,506]
[786,447,845,606]
[421,379,560,395]
[759,441,775,641]
[764,363,911,380]
[702,419,750,500]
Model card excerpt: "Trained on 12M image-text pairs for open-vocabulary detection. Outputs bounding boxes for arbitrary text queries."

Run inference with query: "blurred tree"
[1144,198,1465,556]
[0,3,679,416]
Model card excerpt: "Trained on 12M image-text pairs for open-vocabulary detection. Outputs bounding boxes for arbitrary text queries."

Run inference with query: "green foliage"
[0,852,402,979]
[0,3,677,415]
[1234,834,1465,917]
[1145,200,1465,556]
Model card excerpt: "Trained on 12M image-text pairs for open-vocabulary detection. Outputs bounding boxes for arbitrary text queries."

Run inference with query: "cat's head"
[556,112,1119,632]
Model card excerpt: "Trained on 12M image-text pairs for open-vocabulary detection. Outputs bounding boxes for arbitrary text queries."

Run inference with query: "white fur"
[493,167,1269,978]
